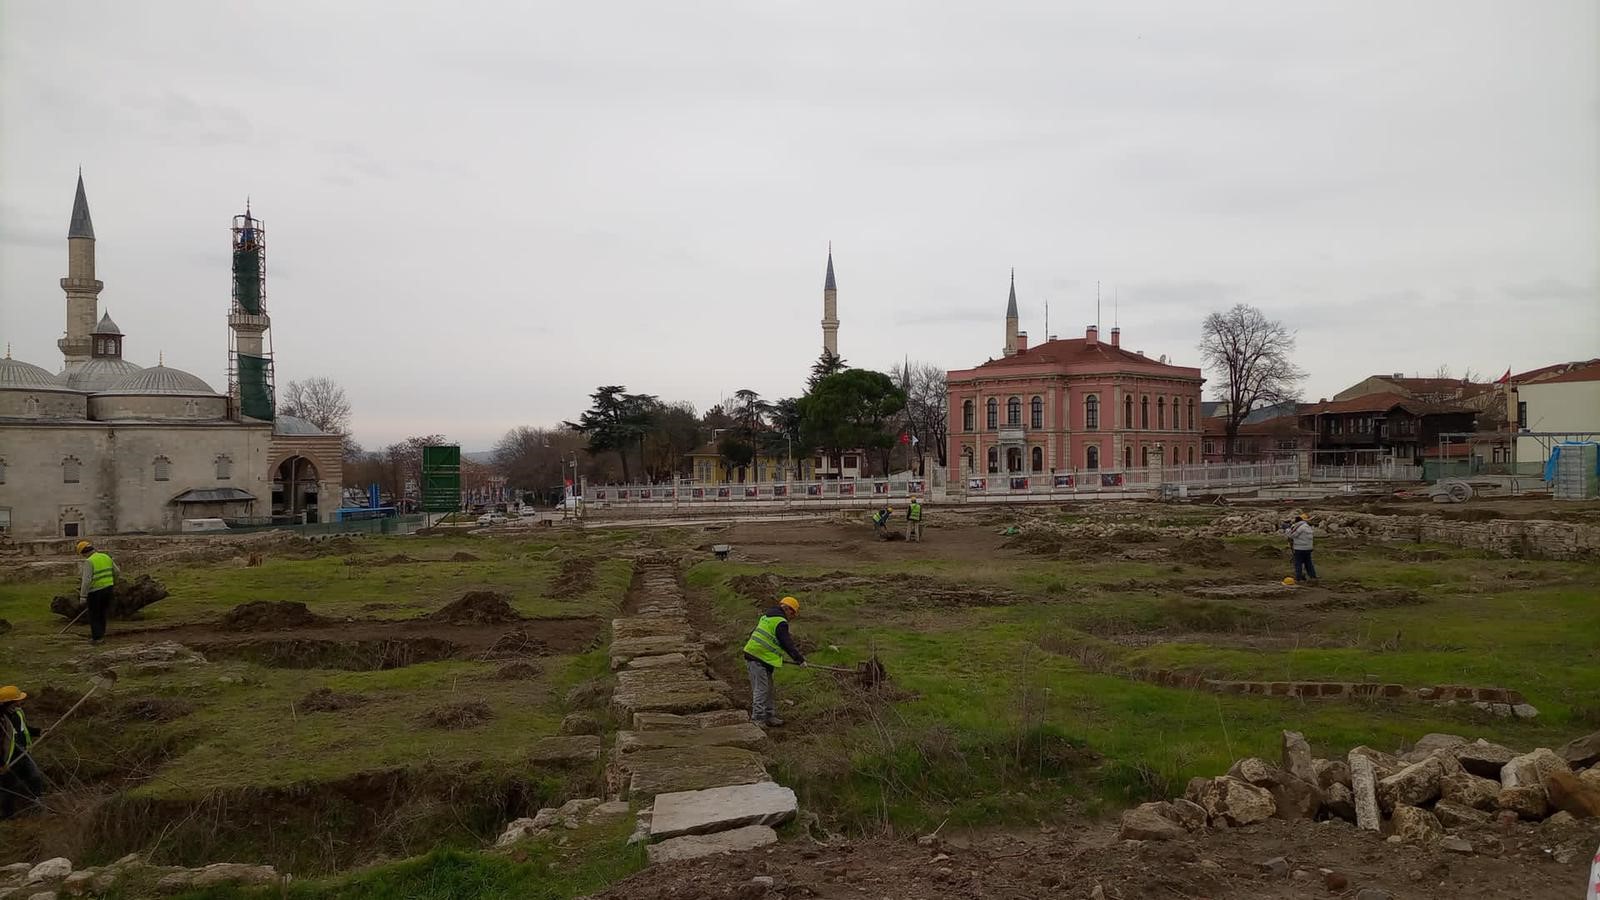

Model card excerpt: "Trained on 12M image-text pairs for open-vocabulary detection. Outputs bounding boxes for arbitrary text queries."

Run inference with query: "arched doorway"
[1006,447,1023,473]
[273,455,321,523]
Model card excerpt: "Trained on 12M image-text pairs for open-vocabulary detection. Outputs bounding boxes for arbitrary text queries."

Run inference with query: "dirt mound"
[1001,531,1067,556]
[549,556,597,598]
[297,688,371,713]
[1308,588,1426,611]
[52,574,170,621]
[420,701,494,729]
[427,591,522,625]
[449,551,480,562]
[378,554,418,564]
[1173,536,1226,563]
[221,600,327,632]
[1250,545,1283,559]
[197,636,461,670]
[728,573,783,602]
[118,697,197,722]
[480,629,549,659]
[490,661,542,680]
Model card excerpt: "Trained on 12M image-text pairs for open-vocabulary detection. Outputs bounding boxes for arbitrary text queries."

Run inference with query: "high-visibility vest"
[3,710,30,764]
[742,615,787,668]
[88,552,116,591]
[908,502,923,522]
[873,509,890,525]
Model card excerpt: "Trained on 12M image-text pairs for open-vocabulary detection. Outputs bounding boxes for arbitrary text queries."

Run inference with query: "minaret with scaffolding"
[228,203,275,421]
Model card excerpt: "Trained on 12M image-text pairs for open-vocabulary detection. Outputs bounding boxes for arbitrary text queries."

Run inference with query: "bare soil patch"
[221,600,328,632]
[730,571,1026,608]
[296,688,370,713]
[549,555,598,598]
[449,550,481,562]
[488,661,542,680]
[427,591,523,625]
[420,701,495,729]
[480,628,549,659]
[1307,587,1425,611]
[116,697,197,723]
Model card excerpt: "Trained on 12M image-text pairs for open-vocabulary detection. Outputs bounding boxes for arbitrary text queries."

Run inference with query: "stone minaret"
[1003,268,1019,357]
[821,244,839,355]
[59,172,103,370]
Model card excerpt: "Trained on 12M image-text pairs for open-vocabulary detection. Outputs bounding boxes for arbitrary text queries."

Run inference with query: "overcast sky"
[3,1,1596,450]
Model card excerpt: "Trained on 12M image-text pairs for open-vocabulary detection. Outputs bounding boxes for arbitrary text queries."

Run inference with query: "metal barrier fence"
[1309,464,1423,482]
[220,514,428,537]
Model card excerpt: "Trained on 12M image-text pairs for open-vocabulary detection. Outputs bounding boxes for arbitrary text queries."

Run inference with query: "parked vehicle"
[476,512,508,526]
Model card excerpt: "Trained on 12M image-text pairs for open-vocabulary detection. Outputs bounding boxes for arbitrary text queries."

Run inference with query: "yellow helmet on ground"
[779,596,800,614]
[75,540,93,554]
[1282,576,1296,586]
[0,685,26,703]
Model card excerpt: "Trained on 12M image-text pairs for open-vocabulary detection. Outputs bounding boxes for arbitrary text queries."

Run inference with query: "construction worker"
[1287,512,1317,584]
[76,541,122,642]
[0,685,44,819]
[905,497,924,542]
[871,505,893,540]
[741,596,805,727]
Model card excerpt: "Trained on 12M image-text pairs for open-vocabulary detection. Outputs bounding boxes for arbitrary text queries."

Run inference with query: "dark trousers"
[87,586,113,641]
[1293,549,1317,581]
[0,753,45,819]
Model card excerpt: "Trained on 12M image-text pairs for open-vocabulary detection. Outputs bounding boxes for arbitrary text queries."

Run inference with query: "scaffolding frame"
[226,207,275,420]
[1434,430,1600,478]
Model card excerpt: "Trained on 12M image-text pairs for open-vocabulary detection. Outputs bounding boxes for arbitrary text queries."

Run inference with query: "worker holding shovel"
[742,596,806,728]
[0,686,44,819]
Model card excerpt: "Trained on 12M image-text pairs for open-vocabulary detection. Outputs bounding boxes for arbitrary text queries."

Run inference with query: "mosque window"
[185,399,200,417]
[62,456,81,484]
[216,454,233,480]
[153,456,172,482]
[24,396,40,416]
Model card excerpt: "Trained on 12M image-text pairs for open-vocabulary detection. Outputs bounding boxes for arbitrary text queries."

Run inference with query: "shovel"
[806,656,888,686]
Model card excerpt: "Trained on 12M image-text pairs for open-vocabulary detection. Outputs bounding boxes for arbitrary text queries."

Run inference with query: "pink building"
[946,279,1205,476]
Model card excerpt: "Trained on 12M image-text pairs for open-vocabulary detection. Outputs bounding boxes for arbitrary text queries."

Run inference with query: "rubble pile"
[1205,510,1600,560]
[0,854,280,897]
[1120,729,1600,850]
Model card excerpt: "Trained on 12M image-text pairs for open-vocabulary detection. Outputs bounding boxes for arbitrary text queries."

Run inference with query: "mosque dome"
[102,364,219,396]
[0,356,72,391]
[64,357,143,392]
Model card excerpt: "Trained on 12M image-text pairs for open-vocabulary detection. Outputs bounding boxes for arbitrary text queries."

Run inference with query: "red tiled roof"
[1298,392,1470,416]
[1535,360,1600,385]
[1510,358,1600,384]
[971,337,1198,372]
[1202,415,1307,436]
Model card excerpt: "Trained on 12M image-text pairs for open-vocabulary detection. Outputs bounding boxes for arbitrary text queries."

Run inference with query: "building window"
[1173,397,1181,429]
[1084,395,1099,431]
[1006,396,1021,427]
[1516,401,1527,430]
[843,454,858,470]
[0,507,10,534]
[963,400,974,432]
[216,454,233,480]
[1006,447,1023,472]
[0,458,6,484]
[1086,445,1099,469]
[1187,446,1195,465]
[1187,398,1195,431]
[62,456,81,484]
[986,398,998,430]
[1124,446,1132,469]
[154,456,172,482]
[1203,440,1215,456]
[1141,446,1150,467]
[1157,397,1166,429]
[986,447,998,473]
[1140,396,1150,429]
[1030,396,1043,429]
[24,396,40,416]
[185,398,200,417]
[1031,446,1043,472]
[1124,396,1134,428]
[963,447,975,471]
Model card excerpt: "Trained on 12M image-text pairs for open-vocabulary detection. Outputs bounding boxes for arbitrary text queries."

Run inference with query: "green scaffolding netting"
[238,354,274,421]
[233,248,262,314]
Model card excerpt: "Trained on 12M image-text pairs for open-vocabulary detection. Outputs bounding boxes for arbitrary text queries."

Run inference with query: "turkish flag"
[899,432,910,444]
[1496,368,1511,385]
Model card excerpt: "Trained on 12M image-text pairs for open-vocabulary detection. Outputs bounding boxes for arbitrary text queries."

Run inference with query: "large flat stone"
[611,636,704,667]
[527,735,603,766]
[622,653,692,670]
[650,781,798,839]
[618,723,769,755]
[634,709,751,731]
[613,681,732,715]
[619,746,770,798]
[613,616,693,641]
[616,667,727,692]
[647,824,777,864]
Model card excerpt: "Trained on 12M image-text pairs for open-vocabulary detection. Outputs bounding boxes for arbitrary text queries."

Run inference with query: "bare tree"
[891,360,949,472]
[278,377,351,434]
[1198,304,1306,462]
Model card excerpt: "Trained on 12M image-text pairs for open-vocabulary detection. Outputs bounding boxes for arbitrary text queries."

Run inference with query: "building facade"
[1511,359,1600,466]
[946,276,1205,475]
[1296,393,1475,465]
[0,175,342,539]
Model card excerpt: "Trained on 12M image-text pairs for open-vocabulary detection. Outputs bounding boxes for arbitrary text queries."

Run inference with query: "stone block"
[647,824,778,864]
[1118,802,1188,841]
[612,681,732,716]
[1313,758,1351,790]
[623,653,692,671]
[1501,748,1569,789]
[1440,771,1500,810]
[1348,745,1402,779]
[1170,798,1207,831]
[559,712,601,736]
[1543,769,1600,818]
[616,723,768,754]
[1453,739,1519,778]
[650,782,798,839]
[619,746,771,799]
[1323,783,1356,822]
[1389,806,1442,843]
[611,636,703,667]
[1496,785,1549,820]
[1377,756,1446,813]
[1194,776,1276,827]
[1348,754,1381,832]
[24,860,71,886]
[1557,731,1600,769]
[612,617,693,642]
[1401,733,1467,762]
[1281,731,1316,784]
[1433,799,1490,828]
[527,735,603,766]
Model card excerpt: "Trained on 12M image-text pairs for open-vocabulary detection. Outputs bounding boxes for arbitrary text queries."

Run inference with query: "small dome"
[64,357,143,392]
[103,364,218,396]
[0,356,72,391]
[273,415,326,435]
[92,312,124,335]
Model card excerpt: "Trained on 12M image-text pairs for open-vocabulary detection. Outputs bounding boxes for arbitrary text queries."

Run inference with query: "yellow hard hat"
[75,540,93,554]
[1299,512,1310,522]
[779,596,800,613]
[1282,576,1296,586]
[0,685,26,703]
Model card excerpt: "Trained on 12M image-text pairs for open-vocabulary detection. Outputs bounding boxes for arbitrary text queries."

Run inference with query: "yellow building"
[686,442,814,484]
